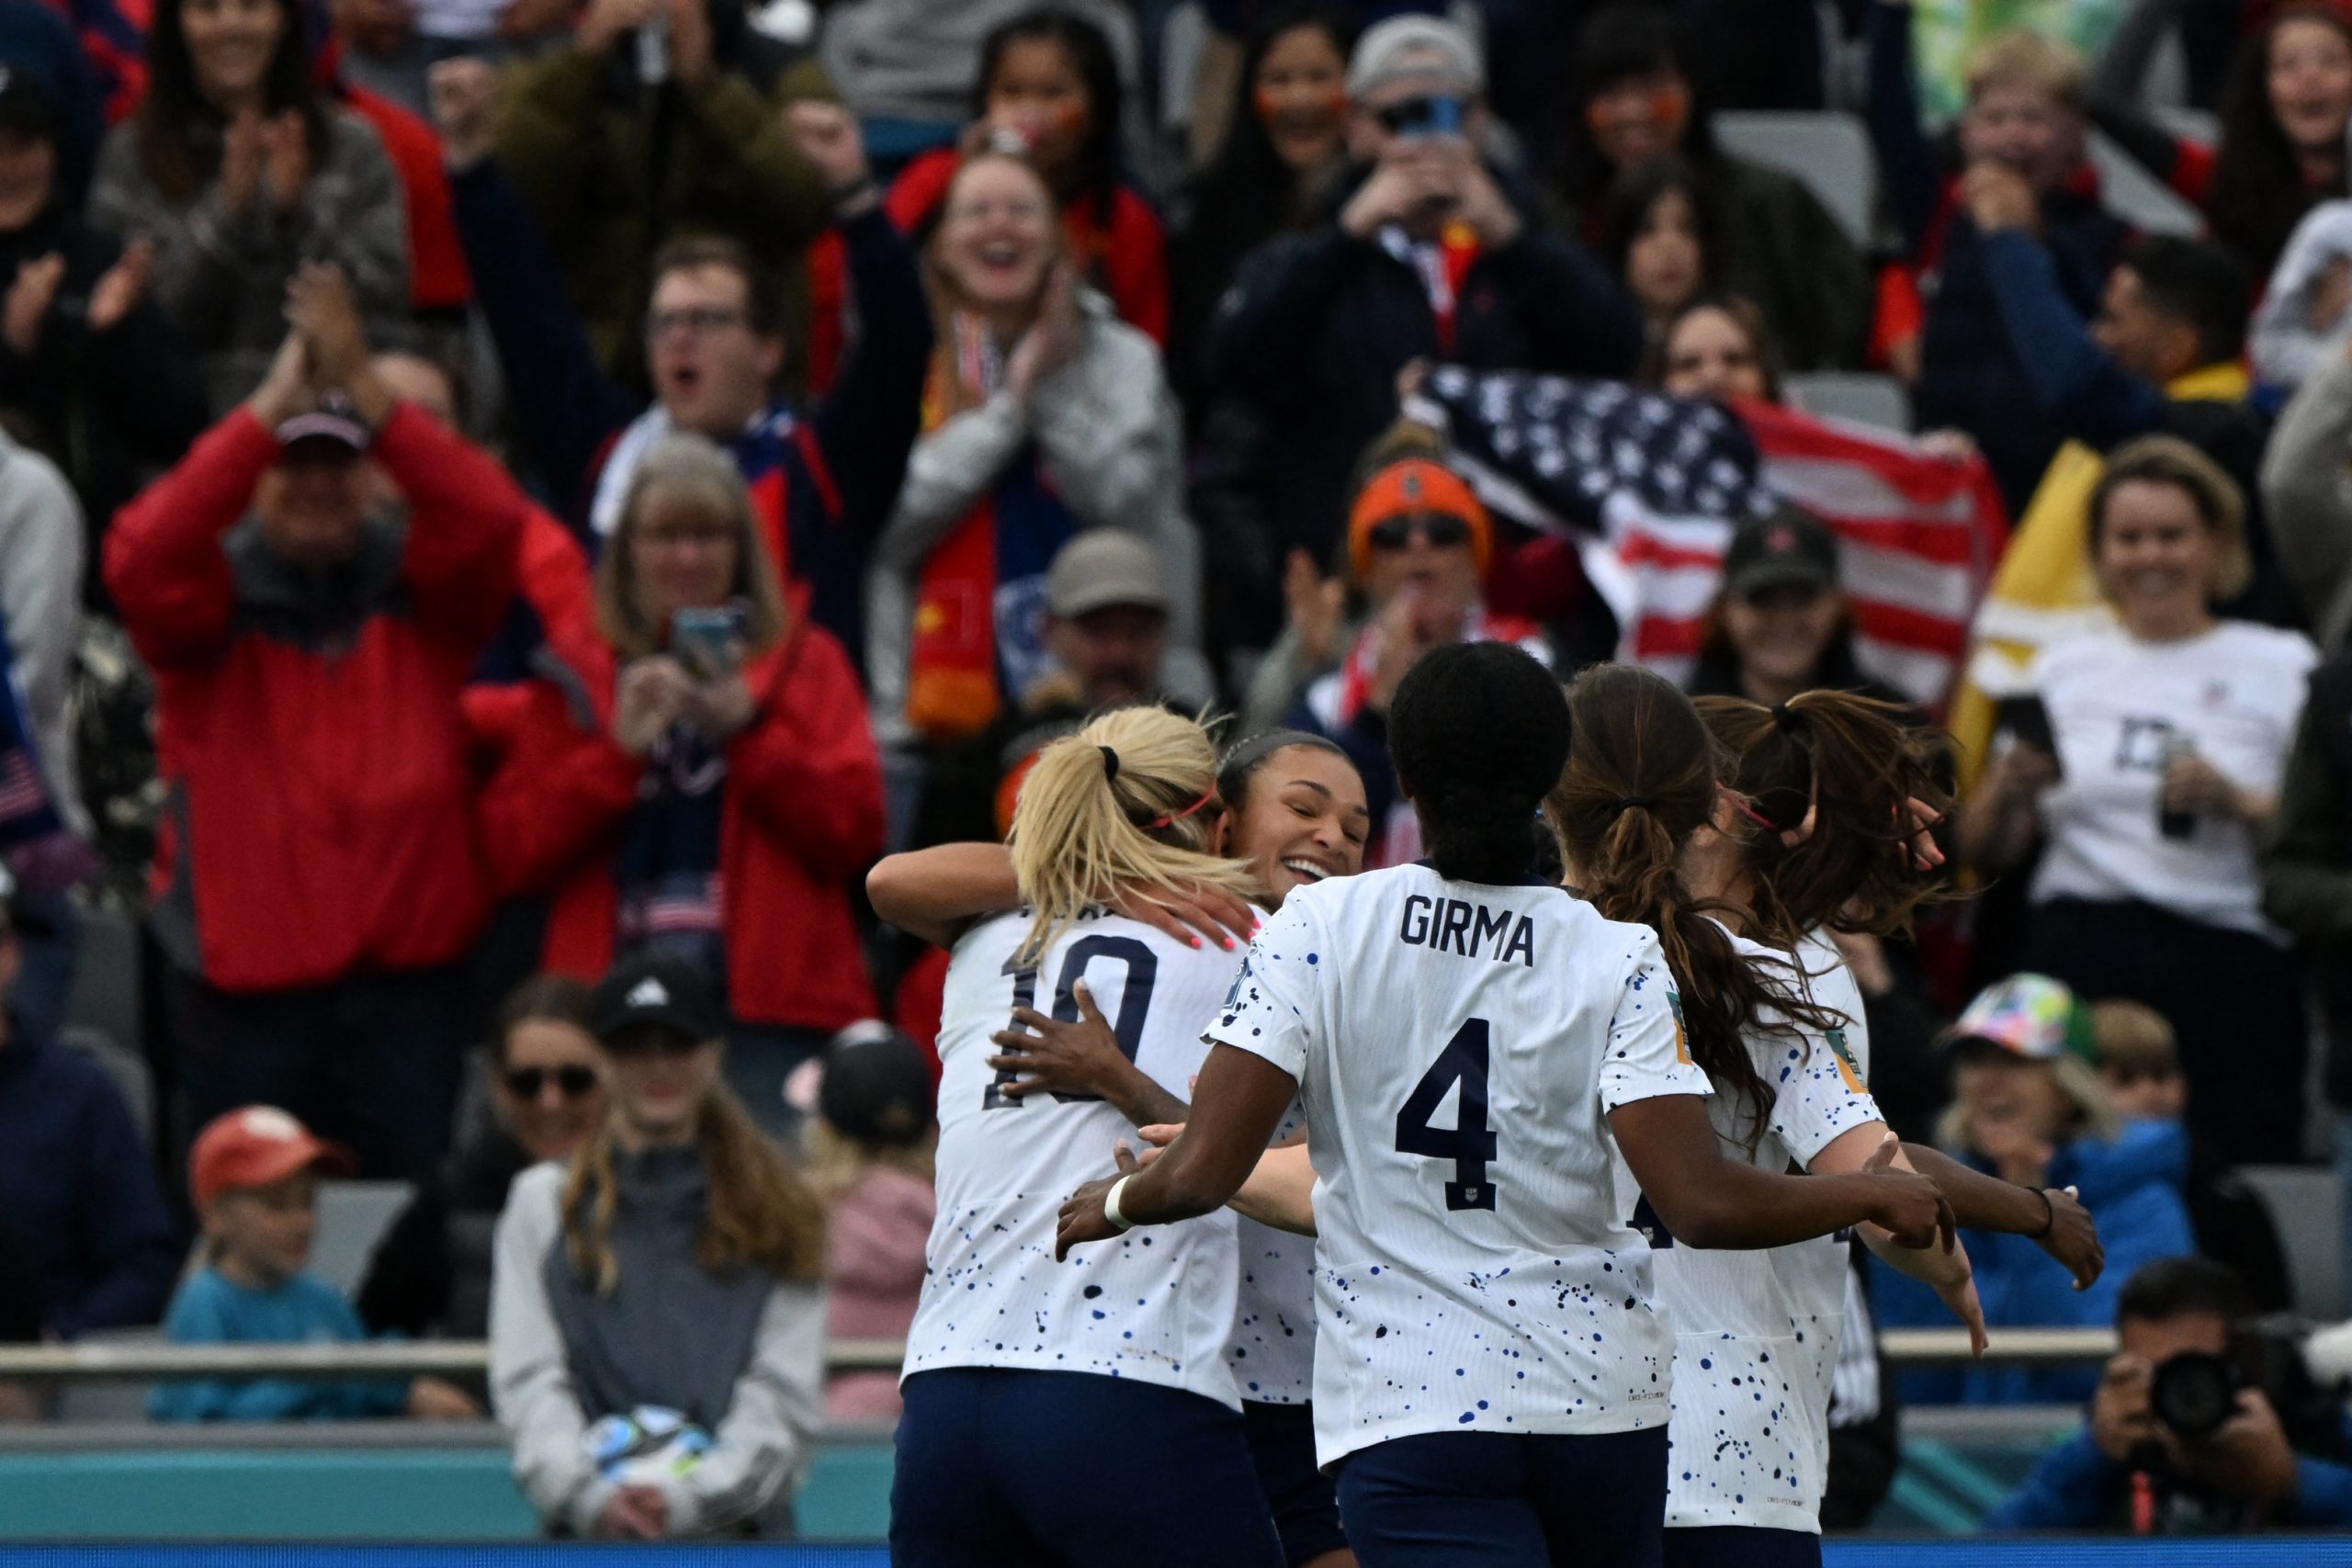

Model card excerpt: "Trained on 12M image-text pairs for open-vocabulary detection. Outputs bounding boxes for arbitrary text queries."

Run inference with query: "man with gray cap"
[1197,12,1639,650]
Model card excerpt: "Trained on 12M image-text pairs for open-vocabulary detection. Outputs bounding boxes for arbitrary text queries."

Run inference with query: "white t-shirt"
[1206,863,1711,1470]
[1230,1096,1317,1405]
[2027,622,2316,935]
[906,909,1247,1409]
[1634,928,1883,1535]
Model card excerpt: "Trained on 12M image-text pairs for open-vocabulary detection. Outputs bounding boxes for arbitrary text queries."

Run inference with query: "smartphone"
[1377,95,1465,141]
[671,604,744,682]
[1996,694,2063,778]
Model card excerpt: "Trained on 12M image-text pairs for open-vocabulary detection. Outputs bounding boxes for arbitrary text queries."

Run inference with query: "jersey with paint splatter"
[906,909,1248,1409]
[1206,862,1710,1470]
[1624,927,1882,1536]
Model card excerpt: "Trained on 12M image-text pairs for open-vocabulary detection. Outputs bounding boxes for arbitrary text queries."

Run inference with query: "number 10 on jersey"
[1395,1018,1498,1211]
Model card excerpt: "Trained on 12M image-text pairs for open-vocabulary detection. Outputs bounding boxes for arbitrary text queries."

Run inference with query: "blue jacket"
[150,1267,407,1421]
[1876,1122,2198,1405]
[1988,1414,2352,1531]
[447,161,932,668]
[0,1026,177,1337]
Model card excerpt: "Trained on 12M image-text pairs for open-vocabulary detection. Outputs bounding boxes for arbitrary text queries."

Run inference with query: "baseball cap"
[1347,457,1492,581]
[1347,15,1485,98]
[590,952,723,1047]
[0,66,58,141]
[274,394,371,458]
[1046,531,1170,620]
[189,1105,355,1209]
[1721,505,1838,600]
[815,1020,935,1147]
[1941,973,2095,1063]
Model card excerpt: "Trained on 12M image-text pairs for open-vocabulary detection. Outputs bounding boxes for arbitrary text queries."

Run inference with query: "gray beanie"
[1346,15,1484,98]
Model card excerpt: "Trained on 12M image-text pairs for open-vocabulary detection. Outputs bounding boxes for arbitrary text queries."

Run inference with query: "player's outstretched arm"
[1057,1044,1296,1258]
[865,843,1023,949]
[1612,1096,1956,1252]
[1814,1124,1988,1356]
[1905,1144,2104,1291]
[1131,1123,1317,1235]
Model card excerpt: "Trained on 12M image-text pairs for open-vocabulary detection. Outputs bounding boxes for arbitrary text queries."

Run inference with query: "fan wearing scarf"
[865,143,1205,777]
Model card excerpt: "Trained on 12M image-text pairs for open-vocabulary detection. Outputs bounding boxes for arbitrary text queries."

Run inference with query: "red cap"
[188,1105,355,1209]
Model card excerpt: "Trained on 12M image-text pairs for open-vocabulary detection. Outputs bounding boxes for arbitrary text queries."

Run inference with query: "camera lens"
[2150,1349,2241,1440]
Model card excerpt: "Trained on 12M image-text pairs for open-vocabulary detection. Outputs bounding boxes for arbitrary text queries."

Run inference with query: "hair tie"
[1146,785,1218,829]
[1770,700,1806,735]
[1098,746,1121,784]
[1719,784,1778,832]
[1610,795,1657,816]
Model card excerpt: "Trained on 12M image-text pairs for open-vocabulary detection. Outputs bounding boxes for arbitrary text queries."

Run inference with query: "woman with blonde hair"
[469,433,886,1134]
[490,953,827,1540]
[866,146,1203,772]
[871,704,1283,1568]
[1960,434,2317,1166]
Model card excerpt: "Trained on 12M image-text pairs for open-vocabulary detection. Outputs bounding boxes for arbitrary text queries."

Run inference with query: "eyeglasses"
[503,1065,600,1100]
[646,306,748,339]
[1367,513,1473,551]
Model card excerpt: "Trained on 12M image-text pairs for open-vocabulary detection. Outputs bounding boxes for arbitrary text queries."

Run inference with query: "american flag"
[1412,367,2009,712]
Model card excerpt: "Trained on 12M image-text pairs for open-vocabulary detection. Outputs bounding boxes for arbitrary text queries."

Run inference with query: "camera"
[2149,1318,2347,1455]
[1375,95,1466,140]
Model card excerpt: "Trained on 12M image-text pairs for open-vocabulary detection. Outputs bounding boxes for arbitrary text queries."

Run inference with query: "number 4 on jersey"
[1395,1018,1497,1211]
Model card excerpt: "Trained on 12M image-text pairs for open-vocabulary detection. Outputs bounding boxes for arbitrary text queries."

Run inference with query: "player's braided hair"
[1695,691,1954,946]
[1551,664,1837,1149]
[1387,642,1569,886]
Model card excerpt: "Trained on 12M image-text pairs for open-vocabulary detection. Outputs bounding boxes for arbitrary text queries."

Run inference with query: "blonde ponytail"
[1007,706,1261,963]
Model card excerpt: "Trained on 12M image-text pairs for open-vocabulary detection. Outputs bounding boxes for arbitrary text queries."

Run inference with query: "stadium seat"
[1711,111,1877,249]
[64,910,141,1061]
[1784,372,1912,434]
[2239,1165,2344,1321]
[2086,130,2204,238]
[307,1182,418,1300]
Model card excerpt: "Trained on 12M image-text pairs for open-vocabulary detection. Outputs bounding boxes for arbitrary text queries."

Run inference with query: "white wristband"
[1102,1175,1136,1232]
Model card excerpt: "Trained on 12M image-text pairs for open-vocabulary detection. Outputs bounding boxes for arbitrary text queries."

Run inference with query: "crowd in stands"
[2,0,2352,1540]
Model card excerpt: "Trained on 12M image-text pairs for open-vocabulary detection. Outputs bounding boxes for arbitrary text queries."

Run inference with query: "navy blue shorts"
[1334,1427,1669,1568]
[1244,1400,1348,1566]
[1663,1527,1821,1568]
[892,1368,1285,1568]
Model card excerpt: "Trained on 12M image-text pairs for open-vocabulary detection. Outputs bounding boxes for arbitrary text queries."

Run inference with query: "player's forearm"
[865,842,1015,946]
[1861,1220,1973,1287]
[1095,1060,1189,1134]
[1668,1165,1886,1250]
[1229,1145,1317,1235]
[1120,1126,1261,1225]
[1906,1145,2046,1233]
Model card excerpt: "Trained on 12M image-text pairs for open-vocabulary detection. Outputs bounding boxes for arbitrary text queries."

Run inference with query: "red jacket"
[887,149,1169,344]
[106,404,526,992]
[468,619,886,1032]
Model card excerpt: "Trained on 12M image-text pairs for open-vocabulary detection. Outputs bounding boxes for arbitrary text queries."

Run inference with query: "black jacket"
[1197,164,1642,640]
[0,201,209,601]
[356,1127,533,1344]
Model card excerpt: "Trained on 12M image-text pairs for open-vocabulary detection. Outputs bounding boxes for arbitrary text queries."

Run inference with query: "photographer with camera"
[1989,1257,2352,1531]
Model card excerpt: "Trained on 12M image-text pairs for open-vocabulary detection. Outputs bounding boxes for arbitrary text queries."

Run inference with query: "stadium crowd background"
[4,0,2352,1545]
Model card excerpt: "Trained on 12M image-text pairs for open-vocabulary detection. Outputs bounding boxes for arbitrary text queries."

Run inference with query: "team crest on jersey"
[1825,1025,1865,1094]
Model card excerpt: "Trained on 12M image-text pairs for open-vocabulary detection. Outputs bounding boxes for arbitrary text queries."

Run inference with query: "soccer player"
[872,705,1283,1568]
[871,728,1373,1568]
[1058,646,1951,1567]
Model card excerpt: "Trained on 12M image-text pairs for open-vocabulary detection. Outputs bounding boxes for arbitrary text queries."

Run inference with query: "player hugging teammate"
[877,649,2107,1568]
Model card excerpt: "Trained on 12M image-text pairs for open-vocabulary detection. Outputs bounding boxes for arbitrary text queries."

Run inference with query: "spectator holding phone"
[1196,15,1638,650]
[1958,438,2316,1167]
[469,434,884,1135]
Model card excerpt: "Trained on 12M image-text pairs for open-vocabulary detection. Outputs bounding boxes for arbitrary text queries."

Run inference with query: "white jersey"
[1230,1096,1317,1405]
[1207,863,1711,1469]
[2027,622,2314,936]
[1633,927,1883,1535]
[906,909,1247,1408]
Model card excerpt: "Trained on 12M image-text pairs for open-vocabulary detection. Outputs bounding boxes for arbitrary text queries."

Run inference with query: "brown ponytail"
[1695,691,1955,946]
[1550,665,1837,1147]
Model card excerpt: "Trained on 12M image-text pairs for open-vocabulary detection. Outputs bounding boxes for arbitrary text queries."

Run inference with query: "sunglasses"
[1367,514,1473,551]
[503,1065,600,1100]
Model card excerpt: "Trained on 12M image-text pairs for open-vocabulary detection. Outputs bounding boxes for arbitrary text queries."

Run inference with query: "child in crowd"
[1874,975,2195,1405]
[2091,1000,2188,1125]
[2090,998,2293,1310]
[797,1022,937,1423]
[152,1107,475,1422]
